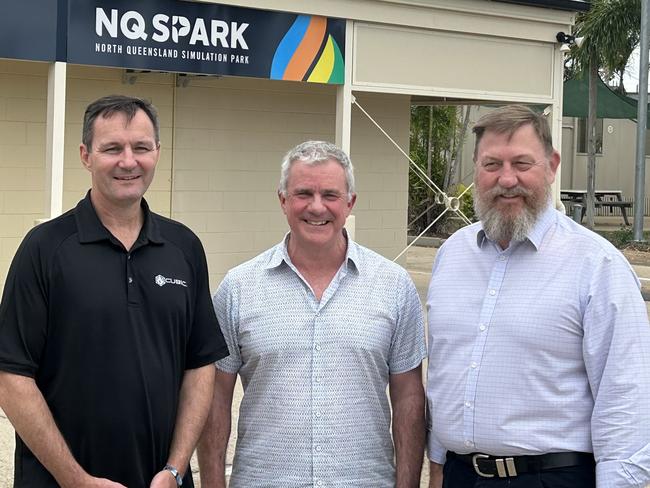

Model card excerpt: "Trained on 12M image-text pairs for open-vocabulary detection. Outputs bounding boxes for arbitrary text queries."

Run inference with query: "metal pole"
[572,204,584,223]
[634,0,649,241]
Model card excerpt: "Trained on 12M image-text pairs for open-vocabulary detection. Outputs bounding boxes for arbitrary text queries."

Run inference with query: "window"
[577,118,603,154]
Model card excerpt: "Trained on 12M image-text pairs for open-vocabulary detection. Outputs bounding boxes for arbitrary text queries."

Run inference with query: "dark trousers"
[442,453,596,488]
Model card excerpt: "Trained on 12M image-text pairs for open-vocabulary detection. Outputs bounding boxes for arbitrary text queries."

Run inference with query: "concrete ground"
[1,244,649,487]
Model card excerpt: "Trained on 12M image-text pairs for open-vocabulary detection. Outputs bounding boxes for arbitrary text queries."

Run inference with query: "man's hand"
[429,462,443,488]
[149,469,179,488]
[77,475,127,488]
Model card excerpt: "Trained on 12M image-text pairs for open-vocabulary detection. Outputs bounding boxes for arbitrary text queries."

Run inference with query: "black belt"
[448,451,595,478]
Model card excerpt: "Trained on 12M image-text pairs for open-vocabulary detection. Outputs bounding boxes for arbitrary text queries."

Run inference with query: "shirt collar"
[265,229,361,274]
[476,203,556,251]
[75,190,164,245]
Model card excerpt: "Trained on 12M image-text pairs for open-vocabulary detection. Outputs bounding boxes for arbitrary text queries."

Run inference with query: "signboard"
[0,0,61,62]
[67,0,345,83]
[492,0,590,11]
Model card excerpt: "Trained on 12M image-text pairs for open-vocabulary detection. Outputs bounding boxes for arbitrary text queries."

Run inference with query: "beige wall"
[171,76,411,287]
[0,60,48,291]
[0,64,411,293]
[561,116,650,201]
[354,23,556,102]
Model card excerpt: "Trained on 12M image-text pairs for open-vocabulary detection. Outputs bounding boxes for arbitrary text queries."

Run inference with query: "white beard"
[474,183,550,247]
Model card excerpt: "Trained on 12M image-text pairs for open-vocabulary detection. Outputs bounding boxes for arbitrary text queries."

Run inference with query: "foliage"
[567,0,640,92]
[408,105,474,236]
[599,226,650,250]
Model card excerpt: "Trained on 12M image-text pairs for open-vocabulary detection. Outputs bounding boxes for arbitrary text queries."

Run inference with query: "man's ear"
[547,150,561,183]
[80,144,91,171]
[278,190,287,215]
[347,193,357,213]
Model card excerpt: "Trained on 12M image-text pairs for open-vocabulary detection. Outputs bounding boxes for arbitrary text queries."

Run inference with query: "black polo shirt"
[0,192,228,487]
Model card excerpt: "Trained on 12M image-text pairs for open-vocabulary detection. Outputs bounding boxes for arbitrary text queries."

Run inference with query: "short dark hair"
[472,105,554,159]
[82,95,160,150]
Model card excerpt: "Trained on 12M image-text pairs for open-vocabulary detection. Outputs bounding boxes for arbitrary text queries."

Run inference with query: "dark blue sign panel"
[493,0,590,11]
[0,0,61,62]
[67,0,345,83]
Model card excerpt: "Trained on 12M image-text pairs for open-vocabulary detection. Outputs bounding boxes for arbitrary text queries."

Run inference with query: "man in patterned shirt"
[197,140,427,487]
[426,105,650,488]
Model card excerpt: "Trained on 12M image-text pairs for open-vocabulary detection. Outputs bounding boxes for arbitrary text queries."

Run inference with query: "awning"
[563,75,648,123]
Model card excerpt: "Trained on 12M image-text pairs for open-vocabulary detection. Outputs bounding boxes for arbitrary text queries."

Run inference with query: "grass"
[597,227,650,251]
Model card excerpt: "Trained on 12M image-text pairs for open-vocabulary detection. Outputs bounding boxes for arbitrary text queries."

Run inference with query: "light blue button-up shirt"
[426,206,650,487]
[215,235,426,487]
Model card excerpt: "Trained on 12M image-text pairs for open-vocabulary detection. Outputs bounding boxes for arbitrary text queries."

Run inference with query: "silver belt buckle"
[472,454,518,478]
[472,454,494,478]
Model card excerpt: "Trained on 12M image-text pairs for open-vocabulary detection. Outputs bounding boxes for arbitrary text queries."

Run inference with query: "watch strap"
[163,464,183,486]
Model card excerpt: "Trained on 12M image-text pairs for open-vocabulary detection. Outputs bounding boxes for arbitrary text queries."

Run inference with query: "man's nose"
[497,164,518,188]
[308,194,326,212]
[118,146,137,169]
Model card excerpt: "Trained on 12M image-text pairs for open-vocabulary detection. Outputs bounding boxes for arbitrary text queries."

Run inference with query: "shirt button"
[465,401,472,408]
[128,277,133,284]
[127,254,131,260]
[471,362,477,369]
[498,255,506,261]
[315,445,322,452]
[489,289,496,296]
[316,481,323,486]
[315,377,321,383]
[314,344,321,351]
[465,440,474,447]
[315,411,321,418]
[479,324,487,331]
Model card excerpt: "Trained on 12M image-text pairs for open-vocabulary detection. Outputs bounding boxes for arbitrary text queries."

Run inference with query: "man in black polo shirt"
[0,95,228,488]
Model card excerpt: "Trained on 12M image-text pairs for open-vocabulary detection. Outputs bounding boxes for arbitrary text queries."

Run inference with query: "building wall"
[171,76,410,287]
[0,60,48,291]
[561,116,650,203]
[0,64,411,292]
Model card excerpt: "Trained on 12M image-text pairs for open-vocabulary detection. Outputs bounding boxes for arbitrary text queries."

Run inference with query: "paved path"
[1,245,648,487]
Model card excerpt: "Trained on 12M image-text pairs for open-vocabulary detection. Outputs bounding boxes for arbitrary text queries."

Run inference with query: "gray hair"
[279,141,355,200]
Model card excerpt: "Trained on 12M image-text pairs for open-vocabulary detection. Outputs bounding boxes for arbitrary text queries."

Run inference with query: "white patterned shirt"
[426,205,650,488]
[214,234,427,488]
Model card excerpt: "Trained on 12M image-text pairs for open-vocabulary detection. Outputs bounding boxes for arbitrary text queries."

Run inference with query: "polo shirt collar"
[75,190,164,245]
[265,230,361,274]
[476,203,556,251]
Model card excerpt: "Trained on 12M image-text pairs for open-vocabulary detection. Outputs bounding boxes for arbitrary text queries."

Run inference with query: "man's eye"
[134,146,152,153]
[482,162,500,171]
[514,161,534,171]
[323,193,340,201]
[103,147,121,154]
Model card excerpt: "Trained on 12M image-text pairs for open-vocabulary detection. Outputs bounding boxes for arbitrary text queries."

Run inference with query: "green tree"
[408,105,473,236]
[568,0,640,228]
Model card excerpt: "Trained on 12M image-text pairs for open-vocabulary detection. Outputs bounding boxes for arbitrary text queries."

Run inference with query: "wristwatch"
[163,464,183,486]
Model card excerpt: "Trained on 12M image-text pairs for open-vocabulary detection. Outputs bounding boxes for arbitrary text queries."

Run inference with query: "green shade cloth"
[563,75,649,123]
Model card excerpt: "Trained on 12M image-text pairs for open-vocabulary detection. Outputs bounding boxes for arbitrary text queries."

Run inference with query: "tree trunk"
[426,106,434,225]
[585,62,598,229]
[443,105,472,191]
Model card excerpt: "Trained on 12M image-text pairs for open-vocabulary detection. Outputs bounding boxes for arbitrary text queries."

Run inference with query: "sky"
[623,47,641,93]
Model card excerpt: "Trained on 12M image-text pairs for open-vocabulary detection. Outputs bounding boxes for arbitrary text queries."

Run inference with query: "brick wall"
[0,60,48,291]
[0,64,411,293]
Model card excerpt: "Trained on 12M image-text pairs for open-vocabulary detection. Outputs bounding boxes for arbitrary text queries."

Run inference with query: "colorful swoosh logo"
[271,15,344,84]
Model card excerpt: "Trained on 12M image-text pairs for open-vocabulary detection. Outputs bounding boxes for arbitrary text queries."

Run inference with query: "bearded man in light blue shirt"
[198,141,427,488]
[427,105,650,488]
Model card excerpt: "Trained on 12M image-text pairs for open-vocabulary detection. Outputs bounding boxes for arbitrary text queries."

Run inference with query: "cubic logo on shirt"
[154,274,188,288]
